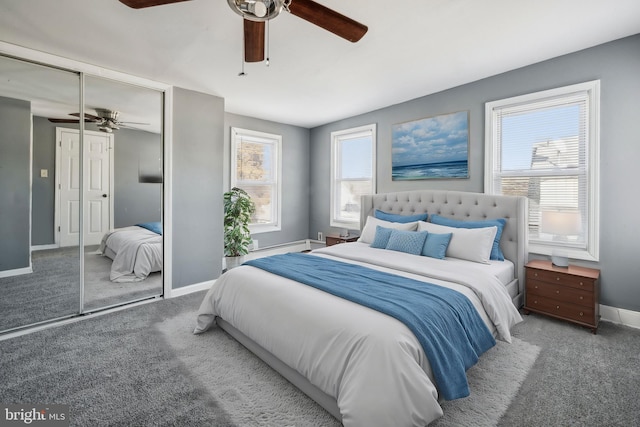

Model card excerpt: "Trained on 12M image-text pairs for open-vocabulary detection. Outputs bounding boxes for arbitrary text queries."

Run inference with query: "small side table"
[325,234,359,247]
[523,259,600,333]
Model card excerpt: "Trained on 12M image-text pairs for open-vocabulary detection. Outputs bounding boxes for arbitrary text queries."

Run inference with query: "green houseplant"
[223,187,256,269]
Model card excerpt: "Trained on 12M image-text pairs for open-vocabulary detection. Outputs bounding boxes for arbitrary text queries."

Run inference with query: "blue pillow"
[430,215,506,261]
[370,226,394,249]
[421,232,452,259]
[136,221,162,235]
[374,209,428,224]
[385,230,428,255]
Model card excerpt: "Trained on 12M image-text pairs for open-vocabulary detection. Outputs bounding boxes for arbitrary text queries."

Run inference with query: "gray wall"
[309,34,640,312]
[112,127,162,228]
[0,96,31,271]
[224,113,311,248]
[171,88,225,288]
[31,117,162,245]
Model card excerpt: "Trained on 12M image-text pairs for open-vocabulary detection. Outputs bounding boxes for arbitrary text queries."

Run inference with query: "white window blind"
[485,81,600,261]
[330,124,376,229]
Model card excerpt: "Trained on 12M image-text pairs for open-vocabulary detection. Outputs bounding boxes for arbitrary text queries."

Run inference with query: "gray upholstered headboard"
[360,190,528,307]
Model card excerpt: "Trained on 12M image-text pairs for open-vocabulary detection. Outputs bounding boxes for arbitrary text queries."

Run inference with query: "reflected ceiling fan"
[48,108,150,133]
[118,0,368,63]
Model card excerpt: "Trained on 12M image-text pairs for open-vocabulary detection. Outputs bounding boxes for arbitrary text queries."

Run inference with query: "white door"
[56,128,113,247]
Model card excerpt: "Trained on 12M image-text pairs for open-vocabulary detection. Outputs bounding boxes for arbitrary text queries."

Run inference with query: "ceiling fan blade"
[244,19,265,63]
[118,0,191,9]
[118,121,151,125]
[288,0,368,43]
[48,119,82,123]
[69,112,102,122]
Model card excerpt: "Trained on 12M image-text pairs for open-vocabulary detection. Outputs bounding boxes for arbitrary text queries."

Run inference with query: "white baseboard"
[31,244,58,251]
[600,305,640,330]
[168,280,215,298]
[0,267,32,279]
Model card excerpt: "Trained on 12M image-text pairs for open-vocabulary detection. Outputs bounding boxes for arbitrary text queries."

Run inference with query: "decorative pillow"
[385,230,428,255]
[430,214,507,261]
[421,232,452,260]
[370,226,394,249]
[358,216,419,244]
[374,209,428,223]
[418,221,497,264]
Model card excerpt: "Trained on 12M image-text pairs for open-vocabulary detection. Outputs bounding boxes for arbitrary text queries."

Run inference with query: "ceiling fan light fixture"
[227,0,285,21]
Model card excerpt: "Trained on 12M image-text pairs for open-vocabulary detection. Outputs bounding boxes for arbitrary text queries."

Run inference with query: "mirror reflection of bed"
[84,221,163,311]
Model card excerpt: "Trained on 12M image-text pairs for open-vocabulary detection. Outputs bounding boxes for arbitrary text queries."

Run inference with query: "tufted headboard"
[360,190,528,307]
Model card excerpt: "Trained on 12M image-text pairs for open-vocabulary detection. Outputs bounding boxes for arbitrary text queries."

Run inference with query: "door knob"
[102,194,107,198]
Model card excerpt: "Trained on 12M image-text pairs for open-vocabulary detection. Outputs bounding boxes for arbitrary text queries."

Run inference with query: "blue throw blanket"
[244,253,496,400]
[136,221,162,235]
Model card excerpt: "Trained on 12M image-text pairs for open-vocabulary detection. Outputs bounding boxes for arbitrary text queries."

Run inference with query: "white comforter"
[100,226,162,282]
[194,243,522,427]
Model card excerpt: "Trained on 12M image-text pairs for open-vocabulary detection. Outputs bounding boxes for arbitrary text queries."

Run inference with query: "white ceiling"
[1,0,639,129]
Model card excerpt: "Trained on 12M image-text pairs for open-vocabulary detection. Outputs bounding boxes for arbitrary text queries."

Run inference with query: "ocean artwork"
[392,111,469,180]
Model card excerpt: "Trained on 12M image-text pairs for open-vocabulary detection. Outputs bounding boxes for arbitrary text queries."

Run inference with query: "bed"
[195,190,528,426]
[99,221,163,283]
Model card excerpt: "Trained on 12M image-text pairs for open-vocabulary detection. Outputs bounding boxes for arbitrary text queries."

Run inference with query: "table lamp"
[540,210,582,267]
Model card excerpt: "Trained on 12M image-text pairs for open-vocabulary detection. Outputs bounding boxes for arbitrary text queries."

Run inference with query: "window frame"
[330,124,377,229]
[485,80,600,262]
[230,127,282,234]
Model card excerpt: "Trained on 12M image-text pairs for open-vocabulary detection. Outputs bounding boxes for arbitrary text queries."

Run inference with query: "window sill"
[529,243,599,263]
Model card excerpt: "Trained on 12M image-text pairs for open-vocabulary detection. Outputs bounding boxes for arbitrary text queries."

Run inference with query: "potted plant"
[223,187,256,270]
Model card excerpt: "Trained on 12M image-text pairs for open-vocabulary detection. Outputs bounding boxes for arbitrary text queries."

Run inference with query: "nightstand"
[325,234,359,246]
[524,259,600,333]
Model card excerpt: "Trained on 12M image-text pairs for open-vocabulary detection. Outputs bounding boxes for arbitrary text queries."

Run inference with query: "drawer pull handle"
[580,282,584,286]
[556,305,560,309]
[556,277,560,281]
[535,285,538,289]
[579,296,584,300]
[579,312,584,316]
[534,273,538,277]
[556,290,560,294]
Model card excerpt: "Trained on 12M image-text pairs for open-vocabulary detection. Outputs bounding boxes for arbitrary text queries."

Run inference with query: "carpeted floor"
[1,291,639,426]
[0,246,162,332]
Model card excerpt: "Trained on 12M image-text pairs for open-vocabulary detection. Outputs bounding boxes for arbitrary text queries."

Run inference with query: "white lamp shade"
[541,210,582,236]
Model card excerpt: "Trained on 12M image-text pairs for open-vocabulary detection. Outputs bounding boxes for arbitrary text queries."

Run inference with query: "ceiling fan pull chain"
[282,0,291,12]
[265,16,270,66]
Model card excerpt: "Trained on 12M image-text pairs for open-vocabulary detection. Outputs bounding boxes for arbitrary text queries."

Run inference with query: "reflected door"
[57,128,113,247]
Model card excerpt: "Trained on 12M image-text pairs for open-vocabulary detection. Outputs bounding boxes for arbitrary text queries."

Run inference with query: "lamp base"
[551,253,569,268]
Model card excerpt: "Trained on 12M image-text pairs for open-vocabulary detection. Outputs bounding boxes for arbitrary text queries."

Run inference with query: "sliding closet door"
[82,76,163,311]
[0,55,81,333]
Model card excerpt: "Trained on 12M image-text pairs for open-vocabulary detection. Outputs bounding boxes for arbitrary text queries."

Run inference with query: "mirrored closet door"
[82,76,163,311]
[0,55,82,333]
[0,55,164,334]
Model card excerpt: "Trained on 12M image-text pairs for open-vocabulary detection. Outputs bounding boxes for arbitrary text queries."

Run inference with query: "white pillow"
[418,221,497,264]
[358,216,419,244]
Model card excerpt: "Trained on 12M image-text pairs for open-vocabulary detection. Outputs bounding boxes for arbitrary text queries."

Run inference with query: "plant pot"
[225,255,245,271]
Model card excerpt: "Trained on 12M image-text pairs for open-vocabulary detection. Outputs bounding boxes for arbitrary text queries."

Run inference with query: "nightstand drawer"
[525,293,595,324]
[526,268,595,292]
[527,280,594,307]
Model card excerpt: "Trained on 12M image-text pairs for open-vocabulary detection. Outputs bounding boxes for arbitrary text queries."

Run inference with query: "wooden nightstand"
[524,260,600,333]
[325,235,359,246]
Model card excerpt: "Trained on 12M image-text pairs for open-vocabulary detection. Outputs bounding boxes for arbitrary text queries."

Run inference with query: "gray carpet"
[1,291,639,426]
[0,246,162,332]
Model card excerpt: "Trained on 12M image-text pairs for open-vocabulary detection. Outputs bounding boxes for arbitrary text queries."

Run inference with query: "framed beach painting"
[392,110,469,180]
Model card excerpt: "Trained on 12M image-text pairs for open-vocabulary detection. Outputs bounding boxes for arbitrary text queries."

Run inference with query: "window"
[330,124,376,229]
[485,81,600,261]
[231,127,282,233]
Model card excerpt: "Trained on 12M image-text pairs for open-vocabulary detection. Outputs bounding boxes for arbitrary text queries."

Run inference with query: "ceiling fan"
[118,0,368,63]
[48,108,150,133]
